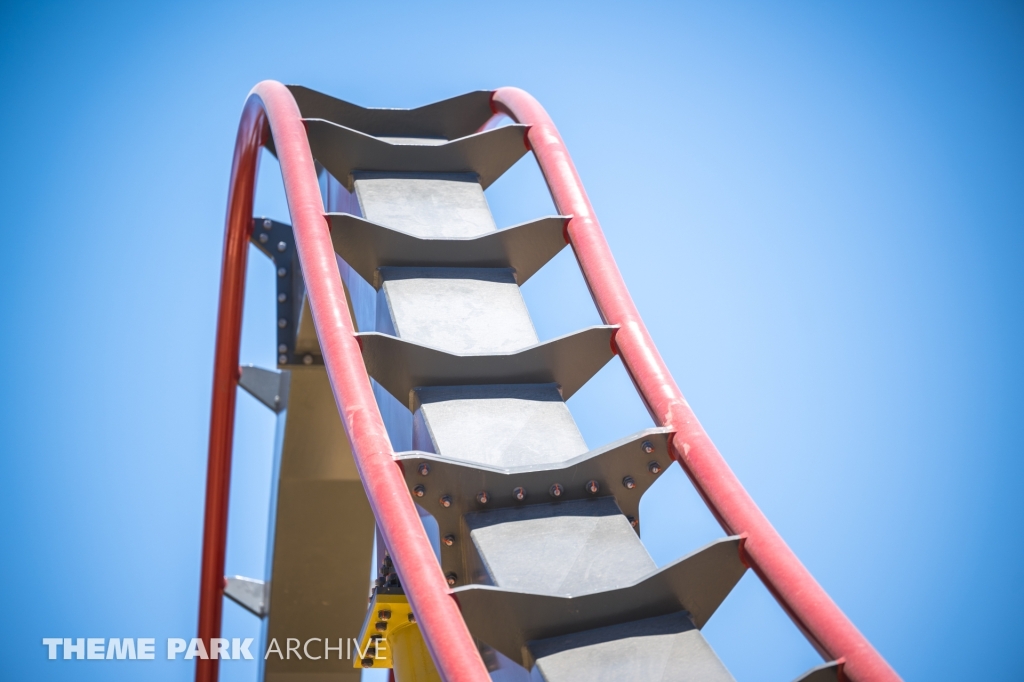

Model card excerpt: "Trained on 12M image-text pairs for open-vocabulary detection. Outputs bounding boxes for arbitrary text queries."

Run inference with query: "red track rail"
[198,81,900,682]
[489,87,900,682]
[198,81,489,682]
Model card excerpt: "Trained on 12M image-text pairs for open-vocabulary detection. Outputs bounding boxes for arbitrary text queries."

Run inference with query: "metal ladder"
[198,83,900,682]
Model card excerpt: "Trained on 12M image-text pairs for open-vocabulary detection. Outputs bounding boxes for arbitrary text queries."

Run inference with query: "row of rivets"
[414,469,664,507]
[413,440,663,508]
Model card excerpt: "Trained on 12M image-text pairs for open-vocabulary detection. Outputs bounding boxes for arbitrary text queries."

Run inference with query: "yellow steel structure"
[354,592,442,682]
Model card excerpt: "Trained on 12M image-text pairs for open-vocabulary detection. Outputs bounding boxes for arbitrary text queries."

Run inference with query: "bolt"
[378,609,391,621]
[277,241,287,252]
[445,572,457,586]
[476,491,489,504]
[277,267,287,277]
[642,440,655,454]
[375,621,388,632]
[439,495,452,508]
[622,476,636,490]
[263,218,272,230]
[303,354,313,365]
[648,461,662,474]
[585,480,600,494]
[549,483,563,498]
[258,233,269,243]
[408,613,416,623]
[278,344,287,353]
[513,486,526,501]
[278,292,286,303]
[442,534,455,547]
[361,657,374,668]
[278,354,287,365]
[417,463,430,476]
[413,485,425,498]
[369,634,382,641]
[278,318,287,328]
[628,516,638,528]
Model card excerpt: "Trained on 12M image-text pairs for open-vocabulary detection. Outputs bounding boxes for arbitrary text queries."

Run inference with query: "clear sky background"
[1,1,1021,681]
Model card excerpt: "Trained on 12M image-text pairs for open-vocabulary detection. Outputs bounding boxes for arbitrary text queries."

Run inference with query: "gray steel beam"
[250,217,339,367]
[357,326,617,405]
[793,662,842,682]
[395,427,672,533]
[328,213,569,286]
[311,107,742,680]
[286,86,494,141]
[452,537,746,669]
[412,383,590,468]
[463,497,656,592]
[528,612,736,682]
[224,576,268,618]
[305,121,530,190]
[248,214,376,681]
[238,365,290,413]
[376,267,538,353]
[353,172,499,237]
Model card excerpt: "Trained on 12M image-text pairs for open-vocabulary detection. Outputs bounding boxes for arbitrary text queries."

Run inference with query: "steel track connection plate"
[328,213,569,287]
[452,536,746,668]
[305,122,530,190]
[357,326,618,405]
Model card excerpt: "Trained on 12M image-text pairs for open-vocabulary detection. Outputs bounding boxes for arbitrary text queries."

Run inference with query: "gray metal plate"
[328,213,569,286]
[394,428,672,533]
[357,326,618,405]
[529,612,735,682]
[238,365,290,413]
[412,384,590,467]
[465,498,656,595]
[305,121,530,189]
[353,172,498,237]
[287,86,494,140]
[452,536,746,668]
[224,576,267,618]
[379,268,539,354]
[250,218,308,366]
[793,662,842,682]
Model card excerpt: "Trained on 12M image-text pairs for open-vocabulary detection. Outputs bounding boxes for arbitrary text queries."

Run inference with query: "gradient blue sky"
[1,1,1021,680]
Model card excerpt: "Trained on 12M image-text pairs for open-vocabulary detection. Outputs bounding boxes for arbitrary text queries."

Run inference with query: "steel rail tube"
[196,94,264,682]
[197,81,490,682]
[490,86,900,682]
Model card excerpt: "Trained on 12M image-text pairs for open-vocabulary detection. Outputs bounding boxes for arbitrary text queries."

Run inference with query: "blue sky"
[1,1,1021,680]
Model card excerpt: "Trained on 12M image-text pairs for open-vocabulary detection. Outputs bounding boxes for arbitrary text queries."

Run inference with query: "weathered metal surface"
[261,367,376,682]
[464,498,656,592]
[352,172,497,237]
[412,383,590,468]
[377,268,539,354]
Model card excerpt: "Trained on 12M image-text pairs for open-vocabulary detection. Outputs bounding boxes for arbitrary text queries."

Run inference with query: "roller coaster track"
[197,81,900,682]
